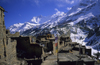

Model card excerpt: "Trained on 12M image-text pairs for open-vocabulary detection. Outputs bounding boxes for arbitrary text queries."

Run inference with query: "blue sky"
[0,0,79,28]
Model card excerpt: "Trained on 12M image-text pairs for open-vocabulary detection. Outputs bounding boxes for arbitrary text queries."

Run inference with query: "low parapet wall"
[7,32,20,37]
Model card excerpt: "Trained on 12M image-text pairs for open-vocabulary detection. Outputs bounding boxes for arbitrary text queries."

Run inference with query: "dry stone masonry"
[0,6,20,65]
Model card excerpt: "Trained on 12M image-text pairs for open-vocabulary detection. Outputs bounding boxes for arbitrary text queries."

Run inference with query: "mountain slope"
[8,15,51,33]
[21,0,100,35]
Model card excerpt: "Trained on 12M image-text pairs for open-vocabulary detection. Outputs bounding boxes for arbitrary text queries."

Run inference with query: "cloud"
[67,7,72,10]
[34,0,39,6]
[57,4,65,7]
[70,1,74,4]
[65,0,74,4]
[19,14,21,16]
[55,8,59,12]
[55,0,78,7]
[56,0,75,4]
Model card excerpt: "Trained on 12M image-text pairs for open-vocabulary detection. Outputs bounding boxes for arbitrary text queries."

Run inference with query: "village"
[0,6,100,65]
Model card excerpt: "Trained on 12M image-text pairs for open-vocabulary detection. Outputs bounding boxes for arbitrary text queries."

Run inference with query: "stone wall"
[7,32,20,37]
[0,6,7,63]
[0,6,21,65]
[14,37,42,59]
[6,38,19,64]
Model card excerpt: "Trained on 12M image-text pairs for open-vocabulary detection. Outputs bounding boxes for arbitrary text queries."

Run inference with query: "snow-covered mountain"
[8,15,51,33]
[8,8,66,34]
[9,0,100,55]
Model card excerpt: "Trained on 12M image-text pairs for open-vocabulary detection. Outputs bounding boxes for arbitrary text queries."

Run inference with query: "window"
[3,21,5,25]
[0,55,1,59]
[30,37,36,43]
[31,38,34,42]
[1,11,2,17]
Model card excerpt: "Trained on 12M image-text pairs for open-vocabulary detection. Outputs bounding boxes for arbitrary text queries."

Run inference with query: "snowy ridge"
[9,22,40,33]
[8,15,51,33]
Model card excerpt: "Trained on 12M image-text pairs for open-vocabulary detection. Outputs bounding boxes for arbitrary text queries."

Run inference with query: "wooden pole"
[57,25,58,59]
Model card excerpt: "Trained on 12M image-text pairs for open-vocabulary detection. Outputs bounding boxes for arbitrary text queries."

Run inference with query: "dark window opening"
[1,11,2,17]
[0,55,1,59]
[67,37,69,39]
[3,21,4,25]
[4,50,6,57]
[11,39,14,42]
[31,38,34,42]
[6,38,8,45]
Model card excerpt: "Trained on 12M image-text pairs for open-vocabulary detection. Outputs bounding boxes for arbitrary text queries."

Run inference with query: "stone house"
[0,6,20,65]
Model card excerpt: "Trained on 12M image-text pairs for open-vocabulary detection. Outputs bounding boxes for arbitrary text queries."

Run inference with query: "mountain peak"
[31,17,40,24]
[51,8,65,18]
